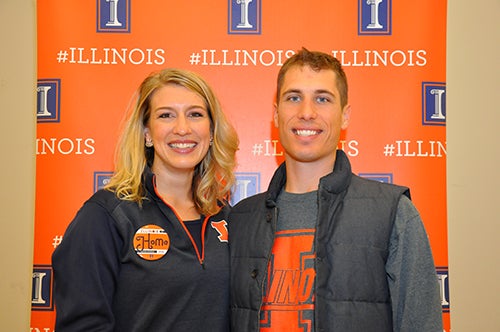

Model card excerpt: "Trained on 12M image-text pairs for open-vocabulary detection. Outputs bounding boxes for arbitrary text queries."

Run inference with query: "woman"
[52,68,239,331]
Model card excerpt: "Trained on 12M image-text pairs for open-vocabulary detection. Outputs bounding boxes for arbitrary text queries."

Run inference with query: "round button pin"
[133,224,170,261]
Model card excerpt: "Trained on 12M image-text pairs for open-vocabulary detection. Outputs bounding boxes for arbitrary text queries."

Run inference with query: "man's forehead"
[280,66,338,93]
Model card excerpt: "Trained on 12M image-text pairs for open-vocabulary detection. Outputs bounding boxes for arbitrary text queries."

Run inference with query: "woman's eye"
[189,111,204,118]
[188,109,207,118]
[159,112,174,118]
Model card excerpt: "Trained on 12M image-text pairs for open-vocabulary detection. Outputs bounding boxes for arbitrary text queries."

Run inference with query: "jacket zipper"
[153,181,208,267]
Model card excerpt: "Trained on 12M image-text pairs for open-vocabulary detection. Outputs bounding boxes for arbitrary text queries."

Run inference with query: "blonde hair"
[105,68,239,215]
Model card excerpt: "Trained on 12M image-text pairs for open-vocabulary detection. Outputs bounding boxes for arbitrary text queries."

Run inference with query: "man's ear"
[273,103,279,128]
[341,104,351,130]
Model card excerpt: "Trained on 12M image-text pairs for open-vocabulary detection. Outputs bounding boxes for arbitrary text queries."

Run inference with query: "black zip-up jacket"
[52,169,230,331]
[229,150,441,331]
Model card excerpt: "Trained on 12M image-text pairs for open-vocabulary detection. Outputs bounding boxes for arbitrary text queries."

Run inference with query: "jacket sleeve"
[52,200,123,332]
[385,195,443,332]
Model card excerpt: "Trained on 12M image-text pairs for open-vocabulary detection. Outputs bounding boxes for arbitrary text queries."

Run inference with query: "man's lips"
[293,129,322,137]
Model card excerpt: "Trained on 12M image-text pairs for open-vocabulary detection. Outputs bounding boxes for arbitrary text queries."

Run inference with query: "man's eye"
[287,95,301,102]
[316,96,330,103]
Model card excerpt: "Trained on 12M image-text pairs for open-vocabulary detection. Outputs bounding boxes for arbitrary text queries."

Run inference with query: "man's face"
[274,65,350,167]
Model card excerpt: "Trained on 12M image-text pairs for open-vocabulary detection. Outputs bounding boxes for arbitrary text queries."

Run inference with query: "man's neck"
[284,157,336,194]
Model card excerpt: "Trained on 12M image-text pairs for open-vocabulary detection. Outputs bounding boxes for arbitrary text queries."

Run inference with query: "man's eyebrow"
[280,88,336,99]
[314,89,335,96]
[281,88,302,95]
[282,88,335,95]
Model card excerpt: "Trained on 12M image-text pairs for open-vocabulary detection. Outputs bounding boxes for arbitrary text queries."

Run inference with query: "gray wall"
[446,0,500,330]
[0,0,498,330]
[0,0,36,330]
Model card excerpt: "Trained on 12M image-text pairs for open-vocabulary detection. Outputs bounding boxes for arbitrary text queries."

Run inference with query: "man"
[229,48,443,331]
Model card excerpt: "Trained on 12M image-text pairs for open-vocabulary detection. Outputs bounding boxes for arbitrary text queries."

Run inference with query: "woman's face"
[144,83,212,176]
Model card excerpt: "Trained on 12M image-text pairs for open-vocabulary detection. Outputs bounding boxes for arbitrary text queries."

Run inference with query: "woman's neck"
[153,169,200,220]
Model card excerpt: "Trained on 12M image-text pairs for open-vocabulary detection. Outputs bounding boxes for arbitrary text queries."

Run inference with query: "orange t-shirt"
[260,191,317,331]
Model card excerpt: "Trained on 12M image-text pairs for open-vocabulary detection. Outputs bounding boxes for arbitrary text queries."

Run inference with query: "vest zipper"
[258,205,279,329]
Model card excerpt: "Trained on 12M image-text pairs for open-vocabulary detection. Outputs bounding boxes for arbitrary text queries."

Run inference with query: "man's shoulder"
[350,174,410,198]
[231,192,268,214]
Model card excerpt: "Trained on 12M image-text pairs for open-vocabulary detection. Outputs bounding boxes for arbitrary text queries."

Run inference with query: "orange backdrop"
[33,1,449,330]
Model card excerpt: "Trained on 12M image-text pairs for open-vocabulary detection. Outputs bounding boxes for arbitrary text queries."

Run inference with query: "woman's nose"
[173,115,191,135]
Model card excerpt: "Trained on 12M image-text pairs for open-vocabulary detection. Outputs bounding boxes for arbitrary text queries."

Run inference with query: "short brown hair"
[276,48,349,108]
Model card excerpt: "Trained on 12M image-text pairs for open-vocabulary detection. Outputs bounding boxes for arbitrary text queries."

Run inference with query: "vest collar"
[265,150,352,207]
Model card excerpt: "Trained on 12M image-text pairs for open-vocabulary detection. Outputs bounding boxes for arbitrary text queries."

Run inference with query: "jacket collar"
[265,150,352,207]
[143,166,226,210]
[143,166,160,201]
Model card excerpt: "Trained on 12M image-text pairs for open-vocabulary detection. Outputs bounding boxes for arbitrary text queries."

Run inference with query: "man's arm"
[386,195,443,332]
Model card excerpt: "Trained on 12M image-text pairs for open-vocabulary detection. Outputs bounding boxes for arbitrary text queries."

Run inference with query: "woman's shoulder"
[81,189,132,217]
[87,188,121,205]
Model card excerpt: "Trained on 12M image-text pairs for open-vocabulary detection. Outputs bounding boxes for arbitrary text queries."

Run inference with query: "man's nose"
[297,98,317,120]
